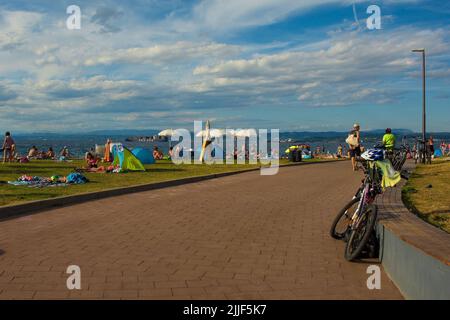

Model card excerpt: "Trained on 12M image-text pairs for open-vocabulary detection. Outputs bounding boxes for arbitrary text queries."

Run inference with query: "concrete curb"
[376,163,450,299]
[0,159,343,221]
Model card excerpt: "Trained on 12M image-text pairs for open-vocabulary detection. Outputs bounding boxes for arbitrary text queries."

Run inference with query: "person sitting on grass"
[46,147,55,159]
[337,144,343,158]
[59,146,71,159]
[2,131,15,163]
[28,146,42,159]
[85,152,99,169]
[153,146,163,160]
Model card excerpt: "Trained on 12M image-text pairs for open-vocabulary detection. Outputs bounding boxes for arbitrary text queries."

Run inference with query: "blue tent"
[434,149,443,158]
[112,145,145,171]
[132,147,155,164]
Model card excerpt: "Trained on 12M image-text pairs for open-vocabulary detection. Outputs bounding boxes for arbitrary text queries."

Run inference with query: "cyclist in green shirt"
[382,128,396,150]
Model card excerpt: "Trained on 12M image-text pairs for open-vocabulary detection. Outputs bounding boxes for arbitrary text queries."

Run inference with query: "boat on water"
[125,135,168,142]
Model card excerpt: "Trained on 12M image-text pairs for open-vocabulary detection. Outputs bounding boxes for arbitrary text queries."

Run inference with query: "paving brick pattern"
[0,161,402,299]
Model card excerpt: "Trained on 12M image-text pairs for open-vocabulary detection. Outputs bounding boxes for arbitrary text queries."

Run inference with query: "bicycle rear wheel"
[344,204,378,261]
[393,151,406,171]
[330,197,360,240]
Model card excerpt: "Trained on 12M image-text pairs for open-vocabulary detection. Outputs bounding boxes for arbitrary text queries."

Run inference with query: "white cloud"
[0,10,43,50]
[189,27,449,106]
[83,41,240,66]
[0,1,448,132]
[168,0,355,34]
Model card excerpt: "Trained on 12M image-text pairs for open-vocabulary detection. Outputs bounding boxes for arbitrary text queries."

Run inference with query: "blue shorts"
[349,146,361,158]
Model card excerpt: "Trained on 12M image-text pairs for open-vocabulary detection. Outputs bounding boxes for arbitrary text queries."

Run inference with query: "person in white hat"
[347,123,361,171]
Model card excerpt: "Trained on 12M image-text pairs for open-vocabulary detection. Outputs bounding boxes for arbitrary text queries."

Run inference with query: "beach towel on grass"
[8,178,68,188]
[8,173,88,188]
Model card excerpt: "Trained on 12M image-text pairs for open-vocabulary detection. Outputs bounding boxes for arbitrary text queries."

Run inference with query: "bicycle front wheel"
[330,197,360,240]
[344,204,378,261]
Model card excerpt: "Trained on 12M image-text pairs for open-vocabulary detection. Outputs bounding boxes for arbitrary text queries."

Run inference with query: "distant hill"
[363,129,415,135]
[85,129,161,136]
[279,129,416,140]
[13,128,448,139]
[14,129,161,137]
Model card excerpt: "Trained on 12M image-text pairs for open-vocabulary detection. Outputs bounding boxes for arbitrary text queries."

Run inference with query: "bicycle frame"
[415,138,431,164]
[350,161,381,228]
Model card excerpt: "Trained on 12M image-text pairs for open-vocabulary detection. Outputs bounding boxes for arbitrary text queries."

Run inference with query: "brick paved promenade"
[0,161,402,299]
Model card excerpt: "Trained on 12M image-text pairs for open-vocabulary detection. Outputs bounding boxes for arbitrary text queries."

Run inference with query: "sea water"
[8,133,448,158]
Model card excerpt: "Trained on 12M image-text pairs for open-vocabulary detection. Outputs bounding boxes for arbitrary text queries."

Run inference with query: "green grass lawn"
[402,159,450,233]
[0,157,340,207]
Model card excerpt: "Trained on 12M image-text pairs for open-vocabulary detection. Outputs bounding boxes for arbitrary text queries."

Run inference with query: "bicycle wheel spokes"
[349,214,368,250]
[330,197,360,240]
[345,204,378,261]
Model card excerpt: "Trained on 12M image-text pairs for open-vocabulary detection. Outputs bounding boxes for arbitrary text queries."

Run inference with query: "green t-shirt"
[382,133,396,149]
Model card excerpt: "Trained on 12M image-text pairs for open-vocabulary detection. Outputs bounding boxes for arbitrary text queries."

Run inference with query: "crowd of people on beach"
[0,131,172,169]
[3,129,449,167]
[1,132,74,163]
[0,131,82,164]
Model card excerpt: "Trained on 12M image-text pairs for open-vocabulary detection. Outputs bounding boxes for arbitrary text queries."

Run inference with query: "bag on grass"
[66,172,88,184]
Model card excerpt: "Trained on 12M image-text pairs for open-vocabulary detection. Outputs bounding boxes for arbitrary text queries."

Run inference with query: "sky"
[0,0,449,133]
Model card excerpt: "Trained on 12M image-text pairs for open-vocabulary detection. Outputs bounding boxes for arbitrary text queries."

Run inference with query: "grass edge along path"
[402,159,450,234]
[0,158,340,207]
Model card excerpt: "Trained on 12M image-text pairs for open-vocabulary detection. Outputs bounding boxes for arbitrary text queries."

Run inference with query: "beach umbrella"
[158,129,177,137]
[158,129,177,148]
[235,129,257,137]
[195,129,225,138]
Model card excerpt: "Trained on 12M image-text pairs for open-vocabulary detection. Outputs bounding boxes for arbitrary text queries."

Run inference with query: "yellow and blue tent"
[112,145,145,171]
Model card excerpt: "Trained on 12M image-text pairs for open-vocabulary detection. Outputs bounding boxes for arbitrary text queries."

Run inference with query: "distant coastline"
[7,129,449,159]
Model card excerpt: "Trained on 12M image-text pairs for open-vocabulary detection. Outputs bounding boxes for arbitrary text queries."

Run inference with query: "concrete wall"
[378,224,450,300]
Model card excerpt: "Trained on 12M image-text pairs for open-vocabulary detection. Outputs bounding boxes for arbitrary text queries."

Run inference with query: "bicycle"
[414,138,432,164]
[344,161,381,261]
[330,149,388,261]
[335,158,382,261]
[384,145,408,171]
[330,143,411,260]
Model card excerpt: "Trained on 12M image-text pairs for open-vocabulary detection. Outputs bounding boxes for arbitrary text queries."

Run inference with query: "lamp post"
[412,48,426,163]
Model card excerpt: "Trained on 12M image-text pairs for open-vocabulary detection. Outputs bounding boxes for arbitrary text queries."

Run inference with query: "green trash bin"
[295,149,302,162]
[288,149,296,162]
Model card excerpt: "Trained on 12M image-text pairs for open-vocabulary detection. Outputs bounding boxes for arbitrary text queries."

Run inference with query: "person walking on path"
[382,128,396,151]
[2,131,15,163]
[346,123,361,171]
